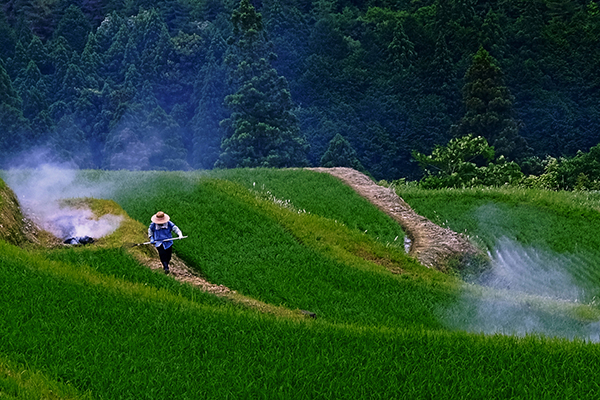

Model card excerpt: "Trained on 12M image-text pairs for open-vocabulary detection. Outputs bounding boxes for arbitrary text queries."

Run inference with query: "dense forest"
[1,0,599,180]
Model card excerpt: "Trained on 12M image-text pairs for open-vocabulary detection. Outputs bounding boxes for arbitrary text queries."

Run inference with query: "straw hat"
[151,211,170,224]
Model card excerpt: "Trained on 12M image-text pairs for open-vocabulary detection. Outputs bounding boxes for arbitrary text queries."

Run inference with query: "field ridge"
[308,167,482,269]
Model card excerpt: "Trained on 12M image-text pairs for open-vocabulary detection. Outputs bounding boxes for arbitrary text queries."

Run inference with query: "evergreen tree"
[103,21,130,83]
[136,9,172,82]
[27,35,51,74]
[480,8,507,60]
[217,0,308,168]
[7,40,29,80]
[103,109,149,170]
[142,106,189,170]
[15,60,49,142]
[81,33,102,87]
[48,36,71,103]
[50,113,93,167]
[451,47,528,161]
[0,11,17,61]
[387,22,415,72]
[60,54,87,104]
[191,49,229,169]
[0,61,29,163]
[320,133,364,171]
[54,5,92,53]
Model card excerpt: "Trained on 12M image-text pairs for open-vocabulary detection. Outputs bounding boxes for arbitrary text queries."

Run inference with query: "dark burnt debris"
[63,236,95,245]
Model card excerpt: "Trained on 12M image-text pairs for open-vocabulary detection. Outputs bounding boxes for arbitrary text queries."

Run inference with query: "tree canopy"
[0,0,599,181]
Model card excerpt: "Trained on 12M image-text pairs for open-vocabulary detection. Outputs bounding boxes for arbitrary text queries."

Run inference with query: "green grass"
[2,241,600,399]
[209,168,406,247]
[43,247,228,308]
[3,169,600,398]
[396,185,600,295]
[109,173,453,329]
[0,354,93,400]
[395,185,600,252]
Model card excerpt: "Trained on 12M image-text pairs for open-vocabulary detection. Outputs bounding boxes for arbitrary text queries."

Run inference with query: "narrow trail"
[142,253,231,294]
[308,167,482,270]
[136,251,307,319]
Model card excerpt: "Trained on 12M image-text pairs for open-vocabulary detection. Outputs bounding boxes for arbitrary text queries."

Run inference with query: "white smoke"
[3,163,122,240]
[441,236,600,342]
[480,237,587,302]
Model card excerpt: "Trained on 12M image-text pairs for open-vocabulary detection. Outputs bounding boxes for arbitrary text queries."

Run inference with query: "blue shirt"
[148,221,182,249]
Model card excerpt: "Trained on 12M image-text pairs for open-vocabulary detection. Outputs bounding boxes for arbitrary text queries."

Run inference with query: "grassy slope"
[109,171,453,329]
[397,186,600,293]
[394,186,600,250]
[0,178,26,246]
[2,170,600,398]
[2,241,600,399]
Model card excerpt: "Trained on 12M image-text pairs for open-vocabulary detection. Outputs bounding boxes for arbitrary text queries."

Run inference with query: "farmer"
[148,211,183,274]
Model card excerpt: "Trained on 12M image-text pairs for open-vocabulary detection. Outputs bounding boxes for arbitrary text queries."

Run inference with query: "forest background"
[1,0,599,182]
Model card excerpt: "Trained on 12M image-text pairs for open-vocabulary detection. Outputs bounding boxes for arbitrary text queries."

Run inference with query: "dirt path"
[137,251,308,319]
[308,167,483,270]
[143,254,231,294]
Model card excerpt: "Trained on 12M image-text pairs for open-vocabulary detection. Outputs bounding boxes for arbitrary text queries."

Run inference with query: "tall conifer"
[451,47,528,161]
[217,0,308,168]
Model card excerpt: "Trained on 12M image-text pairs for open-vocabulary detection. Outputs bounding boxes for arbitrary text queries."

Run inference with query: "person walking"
[148,211,183,274]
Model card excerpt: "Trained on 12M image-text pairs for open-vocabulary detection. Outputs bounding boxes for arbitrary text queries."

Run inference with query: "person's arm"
[148,225,155,243]
[172,224,183,238]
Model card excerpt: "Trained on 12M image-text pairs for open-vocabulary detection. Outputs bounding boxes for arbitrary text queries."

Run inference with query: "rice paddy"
[2,169,600,398]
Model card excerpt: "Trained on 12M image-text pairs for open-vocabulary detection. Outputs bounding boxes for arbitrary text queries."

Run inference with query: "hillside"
[2,0,600,179]
[0,179,24,245]
[2,168,600,398]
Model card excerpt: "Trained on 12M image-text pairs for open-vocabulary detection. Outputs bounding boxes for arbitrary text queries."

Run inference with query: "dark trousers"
[157,244,173,270]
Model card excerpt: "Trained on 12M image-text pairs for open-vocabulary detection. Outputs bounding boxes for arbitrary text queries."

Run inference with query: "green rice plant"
[106,172,456,329]
[396,185,600,252]
[42,247,228,308]
[209,168,406,247]
[396,184,600,310]
[0,355,93,400]
[77,170,600,331]
[5,170,600,398]
[3,240,600,399]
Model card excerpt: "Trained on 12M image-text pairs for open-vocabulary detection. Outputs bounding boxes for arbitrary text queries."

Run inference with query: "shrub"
[413,135,523,189]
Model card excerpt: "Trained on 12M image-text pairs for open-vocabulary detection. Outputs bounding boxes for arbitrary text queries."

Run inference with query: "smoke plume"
[3,163,122,240]
[441,237,600,342]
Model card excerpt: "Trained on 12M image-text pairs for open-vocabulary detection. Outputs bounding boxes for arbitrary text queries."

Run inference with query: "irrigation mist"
[3,163,122,240]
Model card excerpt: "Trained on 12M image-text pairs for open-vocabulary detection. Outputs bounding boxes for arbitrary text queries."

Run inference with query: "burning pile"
[3,165,123,246]
[63,236,95,245]
[40,206,123,245]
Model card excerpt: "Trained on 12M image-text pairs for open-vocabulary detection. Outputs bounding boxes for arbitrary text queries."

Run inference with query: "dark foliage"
[0,0,599,181]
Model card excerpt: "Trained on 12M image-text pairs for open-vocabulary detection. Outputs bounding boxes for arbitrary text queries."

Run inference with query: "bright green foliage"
[320,133,365,171]
[218,0,309,168]
[451,47,528,161]
[555,144,600,190]
[520,143,600,191]
[413,134,523,188]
